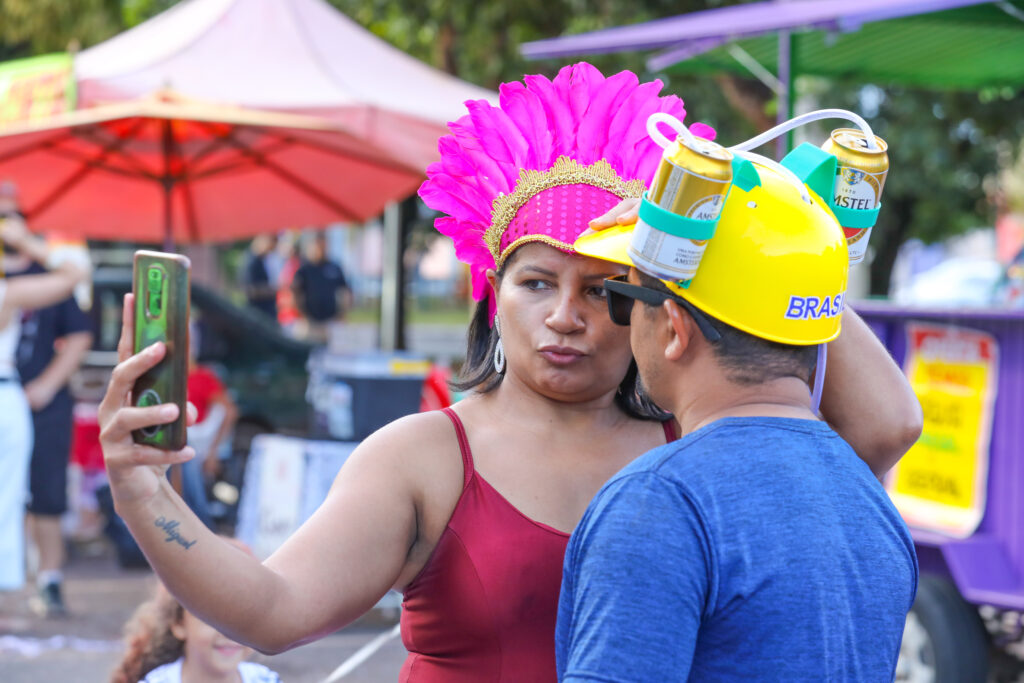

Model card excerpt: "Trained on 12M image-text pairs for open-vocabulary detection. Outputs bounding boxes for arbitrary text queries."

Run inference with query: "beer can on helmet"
[821,128,889,265]
[631,137,733,281]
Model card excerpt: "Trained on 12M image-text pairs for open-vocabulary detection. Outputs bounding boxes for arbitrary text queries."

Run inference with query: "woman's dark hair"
[451,258,669,421]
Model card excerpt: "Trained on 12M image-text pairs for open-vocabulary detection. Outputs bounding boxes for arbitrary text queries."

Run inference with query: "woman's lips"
[539,346,586,365]
[213,643,244,657]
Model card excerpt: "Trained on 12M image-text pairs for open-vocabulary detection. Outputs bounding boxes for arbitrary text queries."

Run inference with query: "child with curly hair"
[111,541,280,683]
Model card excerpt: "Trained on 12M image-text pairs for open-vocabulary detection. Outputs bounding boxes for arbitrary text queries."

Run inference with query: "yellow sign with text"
[886,323,998,538]
[0,53,75,129]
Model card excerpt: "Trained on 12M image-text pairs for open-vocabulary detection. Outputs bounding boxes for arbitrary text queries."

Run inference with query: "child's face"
[172,610,250,677]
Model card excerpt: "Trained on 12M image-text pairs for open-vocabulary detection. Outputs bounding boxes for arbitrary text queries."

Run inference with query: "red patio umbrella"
[0,91,424,248]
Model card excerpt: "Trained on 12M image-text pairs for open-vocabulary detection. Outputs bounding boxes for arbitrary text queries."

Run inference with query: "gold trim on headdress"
[485,156,646,267]
[499,235,578,262]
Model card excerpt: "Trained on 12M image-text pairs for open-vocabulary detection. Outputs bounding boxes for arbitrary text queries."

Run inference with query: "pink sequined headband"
[418,62,715,321]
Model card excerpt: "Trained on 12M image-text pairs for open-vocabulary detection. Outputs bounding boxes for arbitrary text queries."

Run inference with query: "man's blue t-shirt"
[556,417,917,682]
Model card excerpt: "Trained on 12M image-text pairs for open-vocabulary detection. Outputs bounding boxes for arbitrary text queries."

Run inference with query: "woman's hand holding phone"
[98,293,197,512]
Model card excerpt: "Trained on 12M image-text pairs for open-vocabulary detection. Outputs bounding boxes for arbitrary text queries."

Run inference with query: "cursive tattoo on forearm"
[155,516,197,550]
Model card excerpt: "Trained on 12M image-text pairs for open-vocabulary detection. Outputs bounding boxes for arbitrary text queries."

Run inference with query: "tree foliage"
[0,0,121,59]
[1,0,1021,294]
[810,83,1024,292]
[326,0,1023,293]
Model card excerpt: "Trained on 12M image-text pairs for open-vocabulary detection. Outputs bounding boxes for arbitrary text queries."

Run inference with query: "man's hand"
[26,330,92,412]
[588,198,641,231]
[24,378,58,411]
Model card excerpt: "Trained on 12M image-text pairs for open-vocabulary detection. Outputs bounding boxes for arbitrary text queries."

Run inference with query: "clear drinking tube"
[647,114,813,204]
[646,112,699,150]
[730,109,880,153]
[811,343,828,415]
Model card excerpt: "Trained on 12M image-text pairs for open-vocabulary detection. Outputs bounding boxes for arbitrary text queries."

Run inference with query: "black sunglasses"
[603,275,722,342]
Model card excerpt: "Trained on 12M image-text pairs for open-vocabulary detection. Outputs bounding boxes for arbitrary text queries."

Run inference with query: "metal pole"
[379,201,402,351]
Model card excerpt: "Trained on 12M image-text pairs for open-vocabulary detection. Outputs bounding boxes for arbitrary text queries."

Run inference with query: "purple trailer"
[859,302,1024,682]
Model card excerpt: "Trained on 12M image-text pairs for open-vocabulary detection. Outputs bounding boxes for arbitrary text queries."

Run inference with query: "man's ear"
[170,616,187,641]
[663,300,697,361]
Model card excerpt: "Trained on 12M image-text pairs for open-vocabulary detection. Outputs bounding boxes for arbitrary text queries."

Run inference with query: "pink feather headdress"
[419,62,715,320]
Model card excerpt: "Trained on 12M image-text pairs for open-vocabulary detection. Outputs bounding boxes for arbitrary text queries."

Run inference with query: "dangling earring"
[493,317,506,374]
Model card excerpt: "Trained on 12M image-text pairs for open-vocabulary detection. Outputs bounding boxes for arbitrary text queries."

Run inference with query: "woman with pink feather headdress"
[95,63,921,682]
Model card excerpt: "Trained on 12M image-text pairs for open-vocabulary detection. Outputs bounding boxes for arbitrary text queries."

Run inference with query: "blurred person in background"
[9,242,93,618]
[0,180,88,607]
[292,232,351,345]
[274,234,302,335]
[242,235,279,323]
[182,322,238,529]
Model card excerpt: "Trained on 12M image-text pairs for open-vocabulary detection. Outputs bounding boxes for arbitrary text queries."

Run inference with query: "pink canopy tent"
[74,0,496,172]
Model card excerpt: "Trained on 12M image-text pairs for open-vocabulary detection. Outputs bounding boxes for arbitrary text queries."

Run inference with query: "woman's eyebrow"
[519,265,558,277]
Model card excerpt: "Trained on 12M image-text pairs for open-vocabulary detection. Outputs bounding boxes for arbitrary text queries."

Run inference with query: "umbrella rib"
[28,118,149,221]
[0,129,80,164]
[258,128,422,177]
[41,143,158,181]
[209,125,361,223]
[177,134,245,172]
[74,127,158,179]
[183,138,295,181]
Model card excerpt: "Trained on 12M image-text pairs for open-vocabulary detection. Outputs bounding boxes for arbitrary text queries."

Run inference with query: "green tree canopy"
[0,0,121,59]
[2,0,1021,294]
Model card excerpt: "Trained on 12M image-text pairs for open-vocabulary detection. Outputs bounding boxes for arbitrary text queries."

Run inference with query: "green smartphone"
[132,250,191,450]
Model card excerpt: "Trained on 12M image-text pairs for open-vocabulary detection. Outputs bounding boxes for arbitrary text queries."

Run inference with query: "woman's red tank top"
[399,407,676,682]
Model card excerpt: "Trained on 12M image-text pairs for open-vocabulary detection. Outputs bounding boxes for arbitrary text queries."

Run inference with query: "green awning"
[666,2,1024,91]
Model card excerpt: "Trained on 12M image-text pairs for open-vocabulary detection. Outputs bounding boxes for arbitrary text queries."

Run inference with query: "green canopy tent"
[522,0,1024,292]
[523,0,1024,152]
[651,1,1024,90]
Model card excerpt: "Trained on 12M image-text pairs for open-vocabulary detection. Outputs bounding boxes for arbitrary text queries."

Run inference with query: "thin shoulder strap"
[441,407,475,488]
[662,419,678,443]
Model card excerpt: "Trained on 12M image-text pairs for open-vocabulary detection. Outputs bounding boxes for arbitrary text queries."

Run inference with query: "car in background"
[891,257,1005,308]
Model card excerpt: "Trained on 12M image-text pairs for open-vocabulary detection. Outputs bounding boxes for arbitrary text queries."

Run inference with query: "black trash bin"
[306,350,431,441]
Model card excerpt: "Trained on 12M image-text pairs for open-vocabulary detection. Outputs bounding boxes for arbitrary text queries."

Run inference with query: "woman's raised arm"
[819,307,923,478]
[99,295,425,653]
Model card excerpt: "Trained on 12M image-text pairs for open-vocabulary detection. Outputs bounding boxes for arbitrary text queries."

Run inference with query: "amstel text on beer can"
[631,137,733,280]
[821,128,889,265]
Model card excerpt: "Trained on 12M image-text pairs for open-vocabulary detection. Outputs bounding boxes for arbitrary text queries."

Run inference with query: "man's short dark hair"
[635,271,817,385]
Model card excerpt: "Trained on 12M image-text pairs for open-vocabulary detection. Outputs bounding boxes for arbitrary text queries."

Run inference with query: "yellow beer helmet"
[575,162,849,345]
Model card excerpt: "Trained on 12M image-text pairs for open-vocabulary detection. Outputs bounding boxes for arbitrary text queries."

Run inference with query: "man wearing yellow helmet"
[555,163,917,681]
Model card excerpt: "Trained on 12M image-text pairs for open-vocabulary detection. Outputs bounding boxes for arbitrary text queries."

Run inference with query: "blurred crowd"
[0,180,252,624]
[242,231,352,346]
[0,179,291,681]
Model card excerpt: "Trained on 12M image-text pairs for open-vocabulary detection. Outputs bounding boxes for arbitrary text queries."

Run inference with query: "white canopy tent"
[76,0,496,171]
[75,0,496,348]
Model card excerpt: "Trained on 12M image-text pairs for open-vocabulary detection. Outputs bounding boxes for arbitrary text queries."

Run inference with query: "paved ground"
[0,541,405,682]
